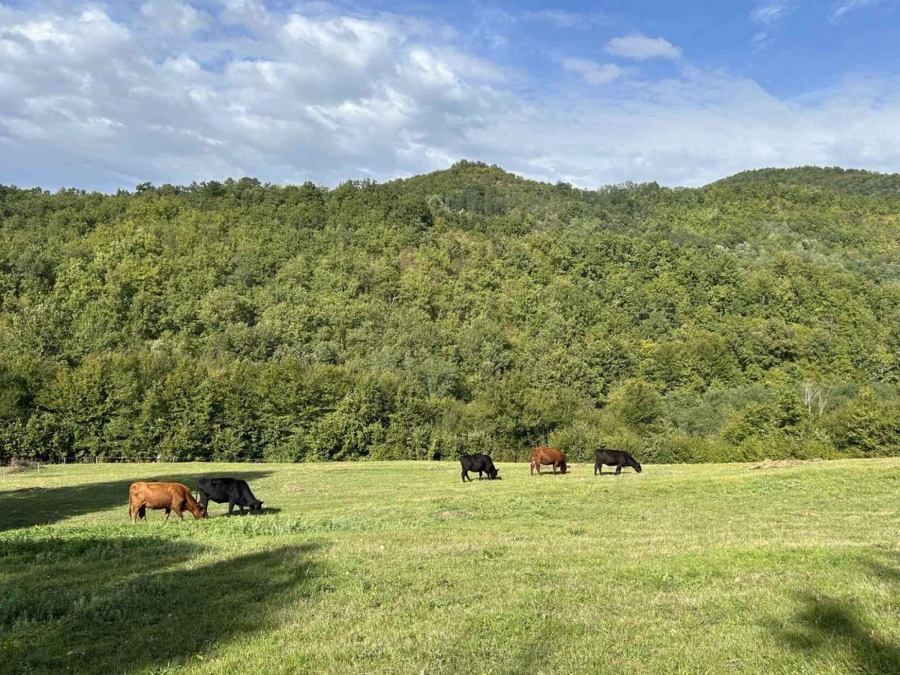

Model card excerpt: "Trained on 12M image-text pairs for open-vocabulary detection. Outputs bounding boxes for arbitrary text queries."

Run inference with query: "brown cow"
[530,447,568,475]
[129,482,206,523]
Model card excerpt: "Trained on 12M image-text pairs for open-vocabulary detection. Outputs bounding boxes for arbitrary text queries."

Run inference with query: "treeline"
[3,161,900,464]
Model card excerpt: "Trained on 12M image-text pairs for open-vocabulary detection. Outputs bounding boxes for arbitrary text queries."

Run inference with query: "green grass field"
[2,459,900,674]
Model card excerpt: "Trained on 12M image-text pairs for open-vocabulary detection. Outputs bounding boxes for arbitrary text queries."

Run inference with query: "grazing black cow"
[594,448,642,475]
[197,477,263,516]
[460,454,500,483]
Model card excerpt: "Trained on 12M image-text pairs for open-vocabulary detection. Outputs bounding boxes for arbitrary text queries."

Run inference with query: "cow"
[594,448,642,475]
[129,482,205,523]
[460,454,500,483]
[530,447,568,475]
[197,477,263,516]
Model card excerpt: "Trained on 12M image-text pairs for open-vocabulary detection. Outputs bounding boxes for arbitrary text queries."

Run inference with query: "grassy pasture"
[2,459,900,674]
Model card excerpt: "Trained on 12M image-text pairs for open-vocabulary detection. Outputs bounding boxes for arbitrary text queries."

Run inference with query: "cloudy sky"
[1,0,898,191]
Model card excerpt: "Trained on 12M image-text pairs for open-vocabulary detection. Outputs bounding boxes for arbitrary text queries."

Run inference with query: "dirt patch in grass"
[752,458,824,469]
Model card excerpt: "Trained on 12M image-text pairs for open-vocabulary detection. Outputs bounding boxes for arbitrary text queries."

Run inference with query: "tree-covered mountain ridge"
[3,160,900,464]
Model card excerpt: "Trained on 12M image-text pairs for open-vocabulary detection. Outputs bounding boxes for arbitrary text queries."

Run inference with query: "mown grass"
[2,459,900,674]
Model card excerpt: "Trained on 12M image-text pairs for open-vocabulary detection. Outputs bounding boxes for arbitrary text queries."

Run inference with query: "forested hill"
[3,160,900,464]
[712,166,900,196]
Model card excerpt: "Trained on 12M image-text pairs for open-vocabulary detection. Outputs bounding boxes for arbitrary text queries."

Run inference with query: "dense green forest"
[3,161,900,464]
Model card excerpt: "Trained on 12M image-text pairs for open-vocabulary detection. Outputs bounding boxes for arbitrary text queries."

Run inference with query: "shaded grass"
[2,459,900,673]
[0,469,272,531]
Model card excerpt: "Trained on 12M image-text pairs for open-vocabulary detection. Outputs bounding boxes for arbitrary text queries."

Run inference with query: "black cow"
[594,448,642,475]
[197,477,264,516]
[460,454,500,483]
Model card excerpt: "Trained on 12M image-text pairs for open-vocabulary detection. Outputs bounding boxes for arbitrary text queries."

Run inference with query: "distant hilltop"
[710,165,900,196]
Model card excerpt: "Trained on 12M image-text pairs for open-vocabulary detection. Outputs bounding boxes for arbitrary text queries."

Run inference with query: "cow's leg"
[129,500,137,524]
[138,505,147,522]
[616,463,622,475]
[228,501,236,516]
[552,462,557,475]
[595,463,601,476]
[530,462,535,475]
[462,469,468,483]
[164,507,171,522]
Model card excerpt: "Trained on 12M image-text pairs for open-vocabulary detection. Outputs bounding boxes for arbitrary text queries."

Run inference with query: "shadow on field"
[775,554,900,674]
[0,471,273,531]
[0,533,323,674]
[202,505,283,518]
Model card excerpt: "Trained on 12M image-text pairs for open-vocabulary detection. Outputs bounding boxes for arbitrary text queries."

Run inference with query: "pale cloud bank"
[830,0,880,22]
[751,1,795,26]
[1,2,899,191]
[520,9,609,28]
[562,58,623,85]
[604,35,682,60]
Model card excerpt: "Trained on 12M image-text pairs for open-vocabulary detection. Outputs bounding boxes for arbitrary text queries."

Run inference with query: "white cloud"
[1,7,129,58]
[520,10,609,28]
[750,31,774,51]
[562,58,623,85]
[751,1,795,25]
[140,0,209,35]
[604,35,682,60]
[830,0,879,22]
[2,3,900,192]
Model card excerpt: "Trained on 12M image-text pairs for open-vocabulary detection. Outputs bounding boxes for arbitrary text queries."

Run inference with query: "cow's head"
[559,462,568,474]
[191,503,207,519]
[630,459,643,473]
[250,500,264,513]
[488,467,499,480]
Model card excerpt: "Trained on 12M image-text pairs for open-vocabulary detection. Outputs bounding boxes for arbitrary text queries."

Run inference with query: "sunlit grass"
[2,459,900,674]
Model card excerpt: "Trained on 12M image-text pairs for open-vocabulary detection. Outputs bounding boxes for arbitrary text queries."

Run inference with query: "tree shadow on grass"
[775,554,900,675]
[0,470,273,532]
[0,531,323,674]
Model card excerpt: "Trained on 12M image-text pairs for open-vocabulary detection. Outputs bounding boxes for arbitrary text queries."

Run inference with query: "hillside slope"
[2,161,900,463]
[711,166,900,196]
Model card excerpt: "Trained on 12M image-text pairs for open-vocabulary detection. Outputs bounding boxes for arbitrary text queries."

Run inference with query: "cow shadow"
[202,506,283,518]
[0,532,323,674]
[0,470,273,532]
[773,553,900,674]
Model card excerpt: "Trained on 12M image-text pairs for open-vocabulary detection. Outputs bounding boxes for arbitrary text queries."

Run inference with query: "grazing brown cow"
[129,482,205,523]
[530,447,568,475]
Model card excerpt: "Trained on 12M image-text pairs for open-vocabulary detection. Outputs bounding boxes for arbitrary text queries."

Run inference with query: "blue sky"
[1,0,898,191]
